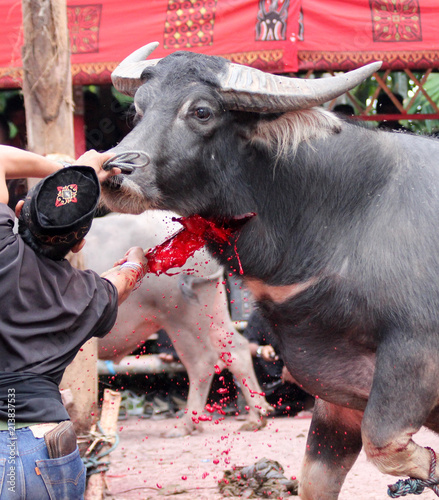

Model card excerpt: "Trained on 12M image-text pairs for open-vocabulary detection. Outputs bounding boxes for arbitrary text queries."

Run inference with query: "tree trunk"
[21,0,74,157]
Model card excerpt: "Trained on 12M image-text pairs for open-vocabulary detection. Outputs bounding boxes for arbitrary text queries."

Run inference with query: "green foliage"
[405,72,439,135]
[111,87,134,108]
[351,71,439,135]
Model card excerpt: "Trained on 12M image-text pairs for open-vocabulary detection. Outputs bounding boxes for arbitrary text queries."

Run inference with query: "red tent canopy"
[0,0,299,88]
[299,0,439,71]
[0,0,438,89]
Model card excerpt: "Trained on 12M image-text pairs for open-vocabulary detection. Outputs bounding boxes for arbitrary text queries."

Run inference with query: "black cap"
[20,165,100,249]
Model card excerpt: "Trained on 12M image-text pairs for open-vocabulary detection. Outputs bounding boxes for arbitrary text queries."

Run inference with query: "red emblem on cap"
[55,184,78,207]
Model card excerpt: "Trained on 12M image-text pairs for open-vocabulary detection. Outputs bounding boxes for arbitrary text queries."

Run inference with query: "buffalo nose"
[103,151,150,174]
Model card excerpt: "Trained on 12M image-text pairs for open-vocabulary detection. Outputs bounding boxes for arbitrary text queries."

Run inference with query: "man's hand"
[113,246,147,268]
[102,246,148,305]
[259,345,279,362]
[74,150,120,183]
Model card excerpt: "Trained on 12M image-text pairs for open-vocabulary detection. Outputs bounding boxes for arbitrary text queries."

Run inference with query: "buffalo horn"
[218,61,382,113]
[112,42,382,112]
[111,42,161,97]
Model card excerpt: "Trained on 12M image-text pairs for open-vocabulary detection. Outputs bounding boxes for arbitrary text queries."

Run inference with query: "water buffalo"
[82,210,271,437]
[100,43,439,498]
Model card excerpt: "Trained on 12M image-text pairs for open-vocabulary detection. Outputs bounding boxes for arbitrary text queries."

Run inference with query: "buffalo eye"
[194,107,212,121]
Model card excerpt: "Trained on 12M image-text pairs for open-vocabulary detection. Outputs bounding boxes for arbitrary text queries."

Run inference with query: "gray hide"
[100,45,439,498]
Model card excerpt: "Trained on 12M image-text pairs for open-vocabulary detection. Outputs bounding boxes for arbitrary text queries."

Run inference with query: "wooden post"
[59,338,99,435]
[21,0,74,157]
[59,251,100,436]
[85,389,122,500]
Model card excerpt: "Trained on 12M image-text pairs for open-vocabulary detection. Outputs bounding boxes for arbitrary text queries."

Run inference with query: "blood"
[241,378,266,397]
[144,213,255,276]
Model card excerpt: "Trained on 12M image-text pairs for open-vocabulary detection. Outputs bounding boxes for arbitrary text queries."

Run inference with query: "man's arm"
[0,146,62,204]
[101,246,149,306]
[0,146,117,205]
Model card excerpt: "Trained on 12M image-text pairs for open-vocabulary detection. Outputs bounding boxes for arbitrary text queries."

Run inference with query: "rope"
[102,151,150,174]
[388,447,439,497]
[80,421,120,476]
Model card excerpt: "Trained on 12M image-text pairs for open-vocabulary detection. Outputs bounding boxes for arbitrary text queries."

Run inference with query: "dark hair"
[377,92,404,113]
[333,104,354,117]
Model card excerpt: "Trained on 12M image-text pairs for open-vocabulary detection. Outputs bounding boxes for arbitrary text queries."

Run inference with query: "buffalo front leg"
[161,360,217,438]
[221,332,272,430]
[300,399,363,500]
[160,324,219,438]
[207,281,272,429]
[362,335,439,490]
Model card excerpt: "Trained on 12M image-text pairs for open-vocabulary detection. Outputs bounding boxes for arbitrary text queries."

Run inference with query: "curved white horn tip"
[358,61,382,77]
[345,61,383,84]
[368,61,383,72]
[149,41,160,51]
[122,42,160,63]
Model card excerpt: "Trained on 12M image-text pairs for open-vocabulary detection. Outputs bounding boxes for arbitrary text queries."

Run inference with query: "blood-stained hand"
[113,246,146,268]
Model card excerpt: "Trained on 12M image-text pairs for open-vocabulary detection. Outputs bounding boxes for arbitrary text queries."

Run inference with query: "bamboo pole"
[98,355,186,376]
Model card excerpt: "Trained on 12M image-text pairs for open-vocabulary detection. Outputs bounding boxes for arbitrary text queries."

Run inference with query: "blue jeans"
[0,427,85,499]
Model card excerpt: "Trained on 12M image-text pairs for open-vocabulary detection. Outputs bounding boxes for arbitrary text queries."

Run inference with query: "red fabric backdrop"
[0,0,299,88]
[0,0,438,88]
[298,0,439,71]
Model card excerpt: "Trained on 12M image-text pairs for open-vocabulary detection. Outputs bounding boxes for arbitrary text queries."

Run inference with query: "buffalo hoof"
[238,416,267,432]
[160,426,192,438]
[160,420,202,438]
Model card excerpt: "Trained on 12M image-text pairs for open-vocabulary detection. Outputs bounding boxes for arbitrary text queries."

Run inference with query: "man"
[0,146,148,499]
[242,310,313,417]
[376,92,409,132]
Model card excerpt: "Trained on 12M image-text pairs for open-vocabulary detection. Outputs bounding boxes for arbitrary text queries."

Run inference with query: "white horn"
[111,42,161,96]
[219,61,383,112]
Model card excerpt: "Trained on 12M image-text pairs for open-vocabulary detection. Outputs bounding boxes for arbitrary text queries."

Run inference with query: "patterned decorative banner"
[256,0,290,41]
[0,0,297,88]
[298,0,438,71]
[67,4,102,54]
[2,0,439,85]
[164,0,217,49]
[369,0,422,42]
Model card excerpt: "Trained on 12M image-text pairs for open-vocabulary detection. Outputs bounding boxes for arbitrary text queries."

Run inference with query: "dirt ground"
[103,412,439,500]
